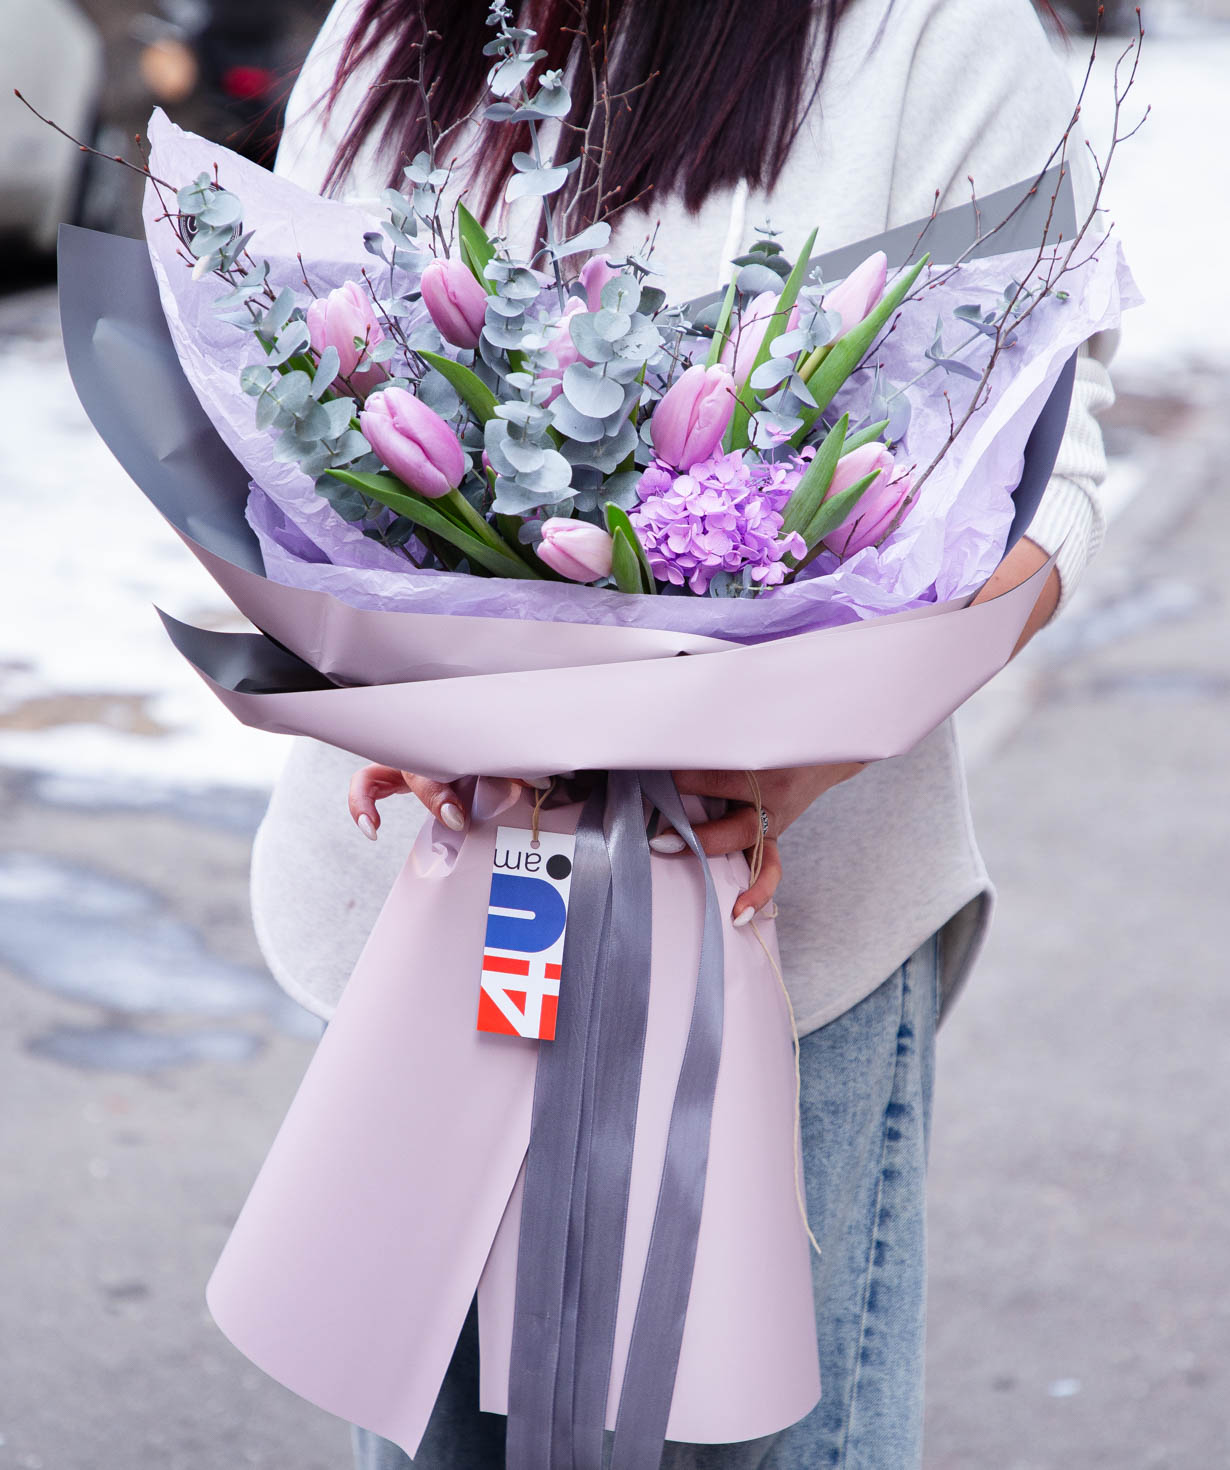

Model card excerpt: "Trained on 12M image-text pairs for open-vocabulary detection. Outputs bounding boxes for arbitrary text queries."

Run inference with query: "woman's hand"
[348,765,472,840]
[349,761,863,926]
[656,764,865,925]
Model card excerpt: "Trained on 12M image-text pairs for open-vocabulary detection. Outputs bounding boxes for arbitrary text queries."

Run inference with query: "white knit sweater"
[253,0,1115,1031]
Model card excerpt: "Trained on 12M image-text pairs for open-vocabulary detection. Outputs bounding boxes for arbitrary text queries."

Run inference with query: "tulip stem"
[440,488,524,558]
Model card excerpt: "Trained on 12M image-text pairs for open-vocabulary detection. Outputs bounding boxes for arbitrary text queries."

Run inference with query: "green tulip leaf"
[457,201,497,294]
[799,468,882,547]
[704,279,739,369]
[727,225,819,451]
[610,525,645,595]
[329,469,539,579]
[779,415,848,540]
[416,349,498,424]
[841,419,891,454]
[604,503,655,591]
[800,254,930,420]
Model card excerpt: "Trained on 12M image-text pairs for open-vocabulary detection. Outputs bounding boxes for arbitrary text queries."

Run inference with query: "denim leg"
[353,936,939,1470]
[769,932,938,1470]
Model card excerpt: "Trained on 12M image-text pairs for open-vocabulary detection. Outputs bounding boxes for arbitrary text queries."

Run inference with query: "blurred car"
[0,0,105,255]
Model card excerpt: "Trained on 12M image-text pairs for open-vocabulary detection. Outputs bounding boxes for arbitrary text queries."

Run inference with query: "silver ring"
[759,807,769,836]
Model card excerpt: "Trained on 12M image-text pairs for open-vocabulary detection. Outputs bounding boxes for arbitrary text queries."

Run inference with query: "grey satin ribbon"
[506,772,725,1470]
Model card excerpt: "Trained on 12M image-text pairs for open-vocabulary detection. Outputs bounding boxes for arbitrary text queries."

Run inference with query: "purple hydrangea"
[630,450,809,595]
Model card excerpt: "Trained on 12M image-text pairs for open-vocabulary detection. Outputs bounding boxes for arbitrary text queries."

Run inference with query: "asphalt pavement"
[0,343,1226,1469]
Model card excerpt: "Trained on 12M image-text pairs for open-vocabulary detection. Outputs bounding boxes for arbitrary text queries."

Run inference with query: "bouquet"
[50,5,1141,1463]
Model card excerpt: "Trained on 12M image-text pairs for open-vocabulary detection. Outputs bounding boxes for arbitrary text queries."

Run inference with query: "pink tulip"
[541,299,587,405]
[578,254,618,313]
[306,281,387,394]
[421,258,488,350]
[823,251,888,338]
[536,517,614,582]
[821,443,913,557]
[650,363,737,470]
[359,386,466,500]
[720,291,800,383]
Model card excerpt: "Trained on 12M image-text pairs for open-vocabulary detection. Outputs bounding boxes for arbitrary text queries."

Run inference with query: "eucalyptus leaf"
[597,471,643,510]
[549,395,608,443]
[331,429,372,464]
[488,53,538,97]
[736,262,786,296]
[310,345,340,399]
[505,165,570,202]
[262,287,296,338]
[240,364,273,396]
[266,320,310,367]
[316,477,370,522]
[529,78,571,116]
[749,356,794,392]
[593,307,632,342]
[545,221,612,260]
[501,439,546,474]
[562,362,624,418]
[199,190,242,228]
[321,396,358,436]
[567,314,617,364]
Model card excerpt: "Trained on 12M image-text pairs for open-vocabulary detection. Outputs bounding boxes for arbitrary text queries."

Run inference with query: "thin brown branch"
[14,88,175,190]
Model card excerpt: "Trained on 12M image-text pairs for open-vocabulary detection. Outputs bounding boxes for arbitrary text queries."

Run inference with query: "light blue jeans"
[353,932,940,1470]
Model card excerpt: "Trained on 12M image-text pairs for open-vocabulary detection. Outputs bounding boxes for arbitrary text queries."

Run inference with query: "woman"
[262,1,1114,1464]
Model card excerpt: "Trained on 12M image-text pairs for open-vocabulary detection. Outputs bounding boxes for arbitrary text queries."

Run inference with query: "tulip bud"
[306,281,387,393]
[720,290,800,384]
[421,258,488,350]
[650,363,737,470]
[359,386,467,500]
[823,252,889,339]
[535,517,614,582]
[821,443,913,557]
[578,254,618,313]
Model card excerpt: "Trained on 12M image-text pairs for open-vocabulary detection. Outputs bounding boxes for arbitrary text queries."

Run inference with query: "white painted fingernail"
[649,833,686,854]
[356,814,377,842]
[440,801,467,832]
[731,908,753,928]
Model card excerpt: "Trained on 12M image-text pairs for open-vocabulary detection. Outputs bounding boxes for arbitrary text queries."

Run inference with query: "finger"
[348,765,411,839]
[687,804,765,860]
[671,769,754,803]
[404,773,468,832]
[732,838,782,927]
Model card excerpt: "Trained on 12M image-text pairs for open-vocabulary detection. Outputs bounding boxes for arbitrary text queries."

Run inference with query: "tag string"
[529,778,554,846]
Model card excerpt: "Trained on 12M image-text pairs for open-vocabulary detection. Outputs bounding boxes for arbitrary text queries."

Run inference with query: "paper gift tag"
[477,827,576,1041]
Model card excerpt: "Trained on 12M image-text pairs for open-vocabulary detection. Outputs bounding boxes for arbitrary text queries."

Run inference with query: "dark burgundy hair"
[323,1,1064,226]
[323,0,845,226]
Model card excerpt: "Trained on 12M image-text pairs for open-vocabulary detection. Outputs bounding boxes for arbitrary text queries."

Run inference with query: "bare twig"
[14,88,175,190]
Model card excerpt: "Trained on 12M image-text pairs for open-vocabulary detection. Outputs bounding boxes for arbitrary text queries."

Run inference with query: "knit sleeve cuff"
[1021,473,1097,617]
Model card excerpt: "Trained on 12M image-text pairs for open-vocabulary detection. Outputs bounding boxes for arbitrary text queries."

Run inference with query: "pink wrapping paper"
[177,554,1054,781]
[206,785,819,1454]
